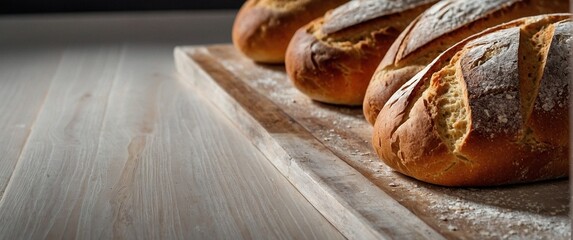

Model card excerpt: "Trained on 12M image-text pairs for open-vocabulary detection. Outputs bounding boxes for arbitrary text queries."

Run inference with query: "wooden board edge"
[174,46,445,240]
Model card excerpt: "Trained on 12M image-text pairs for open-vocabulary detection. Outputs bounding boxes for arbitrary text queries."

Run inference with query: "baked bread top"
[321,0,437,34]
[373,14,571,186]
[232,0,348,63]
[363,0,569,125]
[383,0,568,66]
[285,0,437,105]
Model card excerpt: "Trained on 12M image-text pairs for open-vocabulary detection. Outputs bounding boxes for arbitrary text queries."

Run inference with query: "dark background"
[1,0,243,14]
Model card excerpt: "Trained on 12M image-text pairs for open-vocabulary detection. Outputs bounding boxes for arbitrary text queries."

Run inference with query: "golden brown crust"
[527,21,571,145]
[285,0,437,105]
[285,27,383,105]
[373,14,571,186]
[363,0,569,125]
[232,0,348,63]
[321,0,436,34]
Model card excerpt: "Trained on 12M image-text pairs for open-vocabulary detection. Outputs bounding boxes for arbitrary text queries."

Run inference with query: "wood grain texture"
[0,43,345,239]
[175,44,571,240]
[0,48,63,198]
[176,46,445,240]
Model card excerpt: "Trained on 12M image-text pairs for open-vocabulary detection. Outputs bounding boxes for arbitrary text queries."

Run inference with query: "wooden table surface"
[0,12,345,239]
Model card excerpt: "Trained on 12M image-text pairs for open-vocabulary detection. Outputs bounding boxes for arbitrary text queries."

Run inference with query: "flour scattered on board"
[421,187,571,239]
[213,48,571,239]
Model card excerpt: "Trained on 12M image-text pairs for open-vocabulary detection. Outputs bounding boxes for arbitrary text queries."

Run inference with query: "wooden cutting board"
[175,45,570,240]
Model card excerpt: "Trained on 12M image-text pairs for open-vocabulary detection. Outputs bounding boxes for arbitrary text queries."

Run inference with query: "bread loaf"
[232,0,348,63]
[285,0,438,105]
[373,14,571,186]
[363,0,569,125]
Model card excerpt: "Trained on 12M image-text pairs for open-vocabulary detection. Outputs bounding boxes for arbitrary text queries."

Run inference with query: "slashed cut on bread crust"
[373,14,571,186]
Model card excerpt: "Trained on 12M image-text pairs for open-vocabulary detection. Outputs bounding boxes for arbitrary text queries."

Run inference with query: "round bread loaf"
[232,0,348,63]
[285,0,438,105]
[373,14,571,186]
[363,0,569,125]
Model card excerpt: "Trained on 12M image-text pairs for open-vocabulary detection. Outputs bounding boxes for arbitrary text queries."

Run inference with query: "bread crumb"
[542,102,554,112]
[497,115,508,123]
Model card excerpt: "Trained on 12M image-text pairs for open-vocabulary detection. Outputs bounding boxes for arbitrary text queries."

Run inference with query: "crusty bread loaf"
[285,0,438,105]
[363,0,569,125]
[232,0,348,63]
[372,14,571,186]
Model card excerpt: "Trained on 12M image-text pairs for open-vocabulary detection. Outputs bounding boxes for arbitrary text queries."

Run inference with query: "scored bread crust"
[285,0,437,105]
[363,0,569,125]
[232,0,348,63]
[373,14,571,186]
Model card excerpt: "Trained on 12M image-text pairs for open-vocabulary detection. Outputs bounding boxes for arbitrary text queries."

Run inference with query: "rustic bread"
[285,0,438,105]
[373,14,571,186]
[363,0,569,125]
[232,0,348,63]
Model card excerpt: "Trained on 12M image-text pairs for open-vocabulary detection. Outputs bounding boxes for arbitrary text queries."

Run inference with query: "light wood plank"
[175,45,571,240]
[0,44,345,239]
[176,46,445,240]
[0,48,62,197]
[0,46,124,239]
